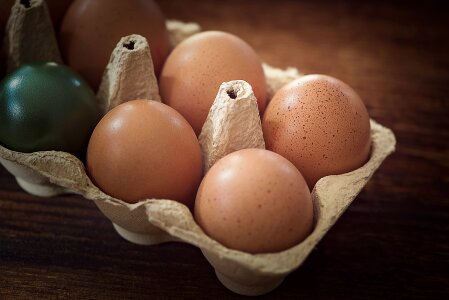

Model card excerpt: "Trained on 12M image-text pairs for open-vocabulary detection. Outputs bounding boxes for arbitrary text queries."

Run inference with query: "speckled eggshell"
[159,31,267,135]
[59,0,171,90]
[194,148,313,254]
[262,74,371,189]
[86,100,203,206]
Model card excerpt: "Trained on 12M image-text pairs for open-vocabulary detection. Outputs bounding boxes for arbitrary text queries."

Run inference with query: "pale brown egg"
[86,100,203,206]
[194,148,313,254]
[159,31,267,135]
[59,0,171,90]
[262,74,371,189]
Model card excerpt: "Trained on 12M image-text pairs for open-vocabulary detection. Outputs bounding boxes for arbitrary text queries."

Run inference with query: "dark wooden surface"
[1,0,448,299]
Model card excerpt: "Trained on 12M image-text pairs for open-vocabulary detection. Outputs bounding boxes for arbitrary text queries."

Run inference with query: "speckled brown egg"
[262,74,371,189]
[194,148,314,254]
[86,100,202,206]
[59,0,171,91]
[159,31,267,135]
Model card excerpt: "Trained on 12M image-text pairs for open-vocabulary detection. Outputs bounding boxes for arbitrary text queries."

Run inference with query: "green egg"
[0,62,100,155]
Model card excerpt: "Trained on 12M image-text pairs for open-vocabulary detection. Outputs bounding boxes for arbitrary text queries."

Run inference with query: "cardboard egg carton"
[0,0,396,296]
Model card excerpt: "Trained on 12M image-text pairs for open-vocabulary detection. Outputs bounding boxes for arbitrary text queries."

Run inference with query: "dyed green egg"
[0,62,100,155]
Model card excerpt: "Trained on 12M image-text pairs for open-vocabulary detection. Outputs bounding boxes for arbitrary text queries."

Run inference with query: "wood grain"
[1,0,448,299]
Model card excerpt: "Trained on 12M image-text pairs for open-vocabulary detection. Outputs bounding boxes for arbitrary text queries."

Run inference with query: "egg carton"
[0,0,396,296]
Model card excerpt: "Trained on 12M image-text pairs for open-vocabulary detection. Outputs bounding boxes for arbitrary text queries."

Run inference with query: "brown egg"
[86,100,203,206]
[194,148,313,254]
[59,0,171,90]
[159,31,267,135]
[262,74,371,189]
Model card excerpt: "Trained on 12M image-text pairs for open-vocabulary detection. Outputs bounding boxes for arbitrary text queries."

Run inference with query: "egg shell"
[263,74,372,189]
[0,62,99,155]
[86,100,203,206]
[159,31,267,135]
[59,0,171,90]
[195,148,313,254]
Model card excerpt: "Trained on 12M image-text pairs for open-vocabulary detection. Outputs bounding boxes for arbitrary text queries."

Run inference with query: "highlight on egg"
[159,30,267,135]
[262,74,372,189]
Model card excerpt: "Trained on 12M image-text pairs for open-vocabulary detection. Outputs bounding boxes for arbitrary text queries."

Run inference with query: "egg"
[59,0,171,90]
[86,100,203,206]
[194,148,313,254]
[159,31,267,135]
[0,62,99,156]
[262,74,371,189]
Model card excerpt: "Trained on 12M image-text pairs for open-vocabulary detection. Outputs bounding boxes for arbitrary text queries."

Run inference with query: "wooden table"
[1,0,448,298]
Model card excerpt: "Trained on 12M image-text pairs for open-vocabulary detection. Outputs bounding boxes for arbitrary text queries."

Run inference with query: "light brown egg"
[262,74,371,189]
[194,148,313,254]
[59,0,171,90]
[159,31,267,135]
[86,100,203,206]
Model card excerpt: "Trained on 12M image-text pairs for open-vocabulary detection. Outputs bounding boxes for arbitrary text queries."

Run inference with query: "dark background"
[1,0,448,299]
